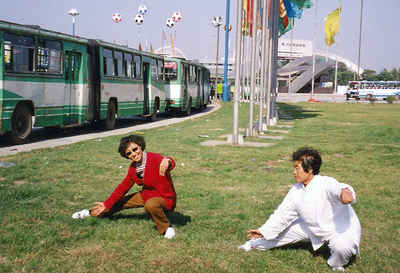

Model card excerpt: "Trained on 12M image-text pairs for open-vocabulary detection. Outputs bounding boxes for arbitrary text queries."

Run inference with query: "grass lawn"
[0,102,399,273]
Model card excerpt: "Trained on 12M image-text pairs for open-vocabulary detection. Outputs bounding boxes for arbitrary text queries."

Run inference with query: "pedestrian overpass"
[277,50,363,93]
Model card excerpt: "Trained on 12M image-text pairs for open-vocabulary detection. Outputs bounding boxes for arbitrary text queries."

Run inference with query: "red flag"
[248,0,254,36]
[138,42,142,51]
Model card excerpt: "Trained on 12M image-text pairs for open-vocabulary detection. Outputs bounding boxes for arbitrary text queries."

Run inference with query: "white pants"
[242,219,359,269]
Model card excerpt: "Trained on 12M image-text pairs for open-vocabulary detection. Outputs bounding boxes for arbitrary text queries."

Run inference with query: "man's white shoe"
[164,227,176,239]
[72,209,90,219]
[332,266,345,272]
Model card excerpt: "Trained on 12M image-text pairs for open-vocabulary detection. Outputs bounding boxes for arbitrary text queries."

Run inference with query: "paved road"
[0,104,220,157]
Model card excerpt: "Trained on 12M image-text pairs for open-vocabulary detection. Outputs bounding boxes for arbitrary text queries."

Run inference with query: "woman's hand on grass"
[247,229,263,239]
[91,202,106,216]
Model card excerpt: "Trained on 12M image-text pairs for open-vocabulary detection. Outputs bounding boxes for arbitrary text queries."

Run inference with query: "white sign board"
[278,39,313,58]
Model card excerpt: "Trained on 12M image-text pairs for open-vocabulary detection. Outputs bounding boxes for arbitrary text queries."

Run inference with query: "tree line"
[329,64,400,85]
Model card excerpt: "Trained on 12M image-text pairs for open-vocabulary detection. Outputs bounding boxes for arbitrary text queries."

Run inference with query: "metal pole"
[258,0,268,133]
[271,0,280,123]
[215,24,221,99]
[72,17,75,37]
[265,0,274,126]
[357,0,364,80]
[240,30,245,101]
[311,0,318,97]
[233,0,244,144]
[248,0,259,137]
[334,56,338,93]
[289,30,293,93]
[222,0,231,101]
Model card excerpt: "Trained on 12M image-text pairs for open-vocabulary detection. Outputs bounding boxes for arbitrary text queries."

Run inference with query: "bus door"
[143,62,150,115]
[183,64,189,108]
[199,70,204,106]
[64,51,81,124]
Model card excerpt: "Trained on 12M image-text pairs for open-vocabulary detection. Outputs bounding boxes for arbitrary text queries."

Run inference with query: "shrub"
[386,96,397,104]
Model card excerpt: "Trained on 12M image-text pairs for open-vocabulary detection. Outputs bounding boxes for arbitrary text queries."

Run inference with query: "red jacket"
[103,152,176,210]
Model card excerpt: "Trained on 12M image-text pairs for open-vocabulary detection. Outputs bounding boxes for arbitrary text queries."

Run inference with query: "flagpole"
[311,0,318,98]
[265,0,274,127]
[335,0,342,93]
[222,0,231,102]
[357,0,364,80]
[289,29,293,93]
[233,0,243,144]
[248,0,259,137]
[258,0,268,133]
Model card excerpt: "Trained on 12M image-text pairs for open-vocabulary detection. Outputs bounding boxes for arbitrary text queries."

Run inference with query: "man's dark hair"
[118,135,146,158]
[292,147,322,175]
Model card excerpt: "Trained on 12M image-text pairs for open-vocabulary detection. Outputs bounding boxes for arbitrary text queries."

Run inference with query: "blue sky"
[1,0,399,72]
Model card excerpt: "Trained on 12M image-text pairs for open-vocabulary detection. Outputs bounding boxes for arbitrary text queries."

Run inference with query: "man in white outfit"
[239,147,361,271]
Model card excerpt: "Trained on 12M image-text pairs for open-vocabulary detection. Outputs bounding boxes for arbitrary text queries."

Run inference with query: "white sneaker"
[238,241,253,251]
[72,209,90,219]
[238,238,268,251]
[164,227,176,239]
[332,266,345,272]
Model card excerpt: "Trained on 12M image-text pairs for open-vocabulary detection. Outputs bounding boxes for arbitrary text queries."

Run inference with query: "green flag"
[288,0,313,9]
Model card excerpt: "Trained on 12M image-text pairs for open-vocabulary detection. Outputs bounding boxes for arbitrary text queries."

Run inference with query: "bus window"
[124,53,132,78]
[164,61,177,81]
[114,51,123,77]
[151,59,157,81]
[103,48,114,76]
[191,66,197,83]
[157,59,164,81]
[37,40,62,73]
[133,55,142,79]
[4,33,34,73]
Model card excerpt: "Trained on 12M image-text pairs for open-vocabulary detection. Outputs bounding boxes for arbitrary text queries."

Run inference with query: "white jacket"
[258,175,361,251]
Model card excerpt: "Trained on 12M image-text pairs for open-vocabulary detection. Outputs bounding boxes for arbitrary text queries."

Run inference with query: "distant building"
[156,39,363,93]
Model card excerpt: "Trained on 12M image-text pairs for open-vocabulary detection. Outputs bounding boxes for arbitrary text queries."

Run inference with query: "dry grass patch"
[13,180,28,185]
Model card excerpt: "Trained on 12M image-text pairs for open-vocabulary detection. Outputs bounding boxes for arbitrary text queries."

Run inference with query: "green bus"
[0,20,180,144]
[164,57,210,115]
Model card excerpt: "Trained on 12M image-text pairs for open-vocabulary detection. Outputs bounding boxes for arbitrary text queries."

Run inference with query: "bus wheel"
[11,105,32,144]
[184,98,192,116]
[105,101,117,130]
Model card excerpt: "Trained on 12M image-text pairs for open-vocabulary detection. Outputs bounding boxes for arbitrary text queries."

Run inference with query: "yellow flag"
[324,6,341,46]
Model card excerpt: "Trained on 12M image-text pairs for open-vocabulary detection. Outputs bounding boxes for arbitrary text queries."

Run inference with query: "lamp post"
[68,8,80,36]
[212,16,223,100]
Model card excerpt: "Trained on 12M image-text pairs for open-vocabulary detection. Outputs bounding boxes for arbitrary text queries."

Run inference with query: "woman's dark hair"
[292,147,322,175]
[118,135,146,158]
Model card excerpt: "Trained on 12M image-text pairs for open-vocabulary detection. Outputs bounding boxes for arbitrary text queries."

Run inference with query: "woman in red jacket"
[72,135,177,239]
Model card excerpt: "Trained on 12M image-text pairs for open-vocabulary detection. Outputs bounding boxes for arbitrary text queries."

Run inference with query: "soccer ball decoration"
[135,14,144,25]
[138,4,148,15]
[166,18,175,28]
[212,16,223,27]
[112,13,122,23]
[172,11,182,23]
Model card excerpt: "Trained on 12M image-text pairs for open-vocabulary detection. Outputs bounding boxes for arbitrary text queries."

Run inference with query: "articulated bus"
[0,20,210,144]
[347,81,400,100]
[164,57,210,115]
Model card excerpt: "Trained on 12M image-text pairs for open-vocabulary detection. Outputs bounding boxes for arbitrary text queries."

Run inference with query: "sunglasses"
[126,146,139,157]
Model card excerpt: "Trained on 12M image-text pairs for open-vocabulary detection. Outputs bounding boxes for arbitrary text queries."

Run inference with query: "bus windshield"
[164,61,177,81]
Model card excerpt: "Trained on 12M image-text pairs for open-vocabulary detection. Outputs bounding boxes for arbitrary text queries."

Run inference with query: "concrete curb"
[0,104,221,157]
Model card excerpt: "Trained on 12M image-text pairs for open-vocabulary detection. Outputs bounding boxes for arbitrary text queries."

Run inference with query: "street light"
[212,16,223,100]
[68,8,80,36]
